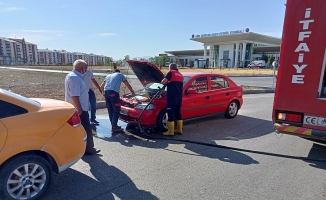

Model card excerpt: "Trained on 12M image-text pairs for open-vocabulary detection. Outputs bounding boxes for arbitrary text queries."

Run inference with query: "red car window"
[190,77,208,93]
[210,76,229,90]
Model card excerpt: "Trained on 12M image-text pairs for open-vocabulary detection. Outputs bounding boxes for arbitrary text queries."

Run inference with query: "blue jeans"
[88,90,96,121]
[104,90,121,127]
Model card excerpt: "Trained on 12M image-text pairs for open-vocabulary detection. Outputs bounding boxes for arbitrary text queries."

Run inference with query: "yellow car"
[0,88,87,200]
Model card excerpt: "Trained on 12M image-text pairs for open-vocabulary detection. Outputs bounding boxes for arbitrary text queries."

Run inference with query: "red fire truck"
[273,0,326,141]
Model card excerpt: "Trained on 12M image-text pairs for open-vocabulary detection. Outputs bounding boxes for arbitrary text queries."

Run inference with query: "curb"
[95,89,275,109]
[96,101,107,109]
[243,89,275,94]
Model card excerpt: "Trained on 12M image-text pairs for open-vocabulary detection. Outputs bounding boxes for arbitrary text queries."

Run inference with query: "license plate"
[120,109,128,116]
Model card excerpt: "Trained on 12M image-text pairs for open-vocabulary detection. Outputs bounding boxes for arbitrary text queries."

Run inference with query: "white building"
[165,29,281,68]
[37,50,108,66]
[0,37,38,65]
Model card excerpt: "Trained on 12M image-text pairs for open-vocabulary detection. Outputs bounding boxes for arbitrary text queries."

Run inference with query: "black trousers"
[166,96,182,122]
[80,111,95,152]
[104,90,121,127]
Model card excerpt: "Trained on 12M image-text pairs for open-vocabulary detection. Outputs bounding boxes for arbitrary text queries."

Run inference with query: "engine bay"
[120,88,165,108]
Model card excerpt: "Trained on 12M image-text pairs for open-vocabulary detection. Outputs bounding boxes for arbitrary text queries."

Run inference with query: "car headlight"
[135,103,155,110]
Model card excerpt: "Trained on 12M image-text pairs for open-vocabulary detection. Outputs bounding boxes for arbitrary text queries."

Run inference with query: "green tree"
[148,57,156,64]
[267,55,275,66]
[161,55,170,67]
[115,59,123,67]
[106,57,113,66]
[260,53,268,63]
[124,55,130,62]
[97,60,104,66]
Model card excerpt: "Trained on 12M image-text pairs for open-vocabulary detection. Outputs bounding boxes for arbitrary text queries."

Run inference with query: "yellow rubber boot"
[163,121,174,136]
[175,120,183,134]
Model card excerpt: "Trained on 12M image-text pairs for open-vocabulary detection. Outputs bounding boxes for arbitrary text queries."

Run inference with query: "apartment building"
[0,37,38,65]
[38,49,63,65]
[0,36,108,66]
[37,49,107,66]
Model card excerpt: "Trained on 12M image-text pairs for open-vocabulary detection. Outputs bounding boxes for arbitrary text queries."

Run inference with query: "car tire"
[156,109,168,132]
[224,100,239,119]
[0,154,52,200]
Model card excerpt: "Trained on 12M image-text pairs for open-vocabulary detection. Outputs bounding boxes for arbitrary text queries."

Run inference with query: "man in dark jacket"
[161,63,184,135]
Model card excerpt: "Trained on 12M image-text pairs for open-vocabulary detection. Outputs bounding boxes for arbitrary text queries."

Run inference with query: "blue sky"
[0,0,286,60]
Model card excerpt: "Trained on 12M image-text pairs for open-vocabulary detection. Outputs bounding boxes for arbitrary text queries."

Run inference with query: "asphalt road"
[42,93,326,200]
[0,66,275,87]
[230,76,275,88]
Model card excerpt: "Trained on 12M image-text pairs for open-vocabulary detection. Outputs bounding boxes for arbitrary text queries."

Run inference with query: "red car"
[119,60,243,131]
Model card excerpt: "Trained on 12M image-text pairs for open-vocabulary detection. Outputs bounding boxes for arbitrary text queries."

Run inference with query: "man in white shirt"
[84,65,102,124]
[65,59,101,155]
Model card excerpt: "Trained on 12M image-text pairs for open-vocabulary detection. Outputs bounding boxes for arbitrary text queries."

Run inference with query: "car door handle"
[226,92,230,96]
[206,96,210,99]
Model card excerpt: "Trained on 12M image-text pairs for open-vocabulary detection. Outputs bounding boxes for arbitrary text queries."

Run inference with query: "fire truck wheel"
[224,100,239,119]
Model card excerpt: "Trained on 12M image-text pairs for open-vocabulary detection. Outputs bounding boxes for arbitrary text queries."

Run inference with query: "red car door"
[182,76,212,119]
[207,75,230,113]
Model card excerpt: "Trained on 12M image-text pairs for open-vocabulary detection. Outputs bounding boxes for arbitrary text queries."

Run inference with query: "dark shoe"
[85,148,101,155]
[91,119,100,124]
[112,126,124,133]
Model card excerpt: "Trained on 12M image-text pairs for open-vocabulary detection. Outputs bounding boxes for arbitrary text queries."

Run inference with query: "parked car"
[247,60,266,68]
[120,60,243,131]
[0,89,87,200]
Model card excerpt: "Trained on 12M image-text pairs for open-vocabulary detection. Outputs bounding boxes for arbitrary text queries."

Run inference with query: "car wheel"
[224,100,239,119]
[156,109,168,132]
[0,154,52,200]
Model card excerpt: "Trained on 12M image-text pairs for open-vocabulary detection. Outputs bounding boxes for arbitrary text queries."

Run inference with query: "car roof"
[180,72,227,77]
[0,88,40,108]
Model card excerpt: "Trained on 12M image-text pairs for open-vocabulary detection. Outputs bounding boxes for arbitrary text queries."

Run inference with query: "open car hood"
[127,60,164,87]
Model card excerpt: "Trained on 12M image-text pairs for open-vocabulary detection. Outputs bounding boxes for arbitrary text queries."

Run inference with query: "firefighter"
[161,63,184,135]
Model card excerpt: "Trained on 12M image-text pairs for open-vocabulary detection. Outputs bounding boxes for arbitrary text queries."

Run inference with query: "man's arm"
[71,96,83,115]
[161,71,171,85]
[161,78,168,85]
[100,81,105,96]
[123,80,135,95]
[67,78,83,115]
[92,78,102,94]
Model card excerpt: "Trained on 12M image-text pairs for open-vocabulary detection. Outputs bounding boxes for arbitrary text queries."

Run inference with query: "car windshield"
[144,83,166,96]
[144,76,191,96]
[0,88,40,106]
[183,76,191,85]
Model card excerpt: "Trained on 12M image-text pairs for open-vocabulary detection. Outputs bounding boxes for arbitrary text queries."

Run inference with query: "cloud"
[260,31,282,38]
[0,7,25,12]
[3,30,68,44]
[98,33,115,36]
[21,30,52,33]
[21,30,64,33]
[8,34,52,44]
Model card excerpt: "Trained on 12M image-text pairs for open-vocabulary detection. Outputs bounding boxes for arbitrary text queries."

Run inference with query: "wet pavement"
[42,94,326,200]
[89,114,159,142]
[90,116,129,139]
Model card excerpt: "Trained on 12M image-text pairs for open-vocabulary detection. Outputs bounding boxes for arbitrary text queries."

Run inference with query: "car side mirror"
[187,88,197,94]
